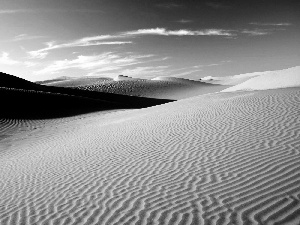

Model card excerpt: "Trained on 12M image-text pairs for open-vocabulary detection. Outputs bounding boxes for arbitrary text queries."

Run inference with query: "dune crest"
[222,66,300,92]
[201,73,263,85]
[44,75,227,100]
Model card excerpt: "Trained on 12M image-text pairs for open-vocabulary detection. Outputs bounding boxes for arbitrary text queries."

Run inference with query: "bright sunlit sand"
[0,69,300,225]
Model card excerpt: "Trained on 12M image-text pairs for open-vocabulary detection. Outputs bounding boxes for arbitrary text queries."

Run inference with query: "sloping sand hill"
[0,72,172,118]
[201,66,300,88]
[1,87,299,224]
[222,66,300,92]
[45,76,227,100]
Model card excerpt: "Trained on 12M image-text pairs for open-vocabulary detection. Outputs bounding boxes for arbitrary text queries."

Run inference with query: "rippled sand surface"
[0,88,300,225]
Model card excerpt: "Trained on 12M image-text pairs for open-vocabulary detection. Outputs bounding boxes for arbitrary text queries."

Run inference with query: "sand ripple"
[0,88,300,225]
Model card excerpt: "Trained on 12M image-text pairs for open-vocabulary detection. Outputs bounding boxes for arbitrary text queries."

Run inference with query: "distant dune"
[201,66,300,89]
[222,66,300,92]
[0,72,172,119]
[0,87,299,224]
[43,75,227,100]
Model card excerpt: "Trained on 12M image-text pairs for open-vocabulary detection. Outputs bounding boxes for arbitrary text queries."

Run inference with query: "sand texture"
[1,87,300,225]
[44,76,226,100]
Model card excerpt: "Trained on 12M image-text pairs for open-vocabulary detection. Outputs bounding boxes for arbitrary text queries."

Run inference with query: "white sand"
[75,78,226,100]
[222,66,300,92]
[1,86,300,224]
[201,73,262,85]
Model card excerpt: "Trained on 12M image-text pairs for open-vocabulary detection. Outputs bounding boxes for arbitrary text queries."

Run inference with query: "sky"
[0,0,299,81]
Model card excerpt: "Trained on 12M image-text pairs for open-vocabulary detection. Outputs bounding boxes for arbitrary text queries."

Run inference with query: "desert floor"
[1,87,299,225]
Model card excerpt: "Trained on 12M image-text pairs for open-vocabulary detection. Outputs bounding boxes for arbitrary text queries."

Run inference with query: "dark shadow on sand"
[0,72,174,119]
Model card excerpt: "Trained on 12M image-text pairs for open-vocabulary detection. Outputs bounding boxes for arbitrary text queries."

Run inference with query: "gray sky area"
[0,0,299,81]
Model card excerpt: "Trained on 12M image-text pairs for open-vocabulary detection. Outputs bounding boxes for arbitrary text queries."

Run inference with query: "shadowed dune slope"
[0,72,173,118]
[45,76,227,100]
[0,72,45,91]
[0,87,299,224]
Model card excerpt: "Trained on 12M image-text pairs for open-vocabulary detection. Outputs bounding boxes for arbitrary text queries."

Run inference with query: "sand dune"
[200,74,261,86]
[1,87,299,224]
[201,66,300,89]
[222,66,300,92]
[0,72,172,118]
[49,76,227,100]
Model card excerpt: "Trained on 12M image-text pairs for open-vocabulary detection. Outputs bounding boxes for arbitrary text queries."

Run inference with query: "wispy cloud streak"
[241,29,271,36]
[123,28,234,36]
[35,52,156,75]
[13,34,46,41]
[0,9,33,14]
[176,19,193,24]
[28,28,234,59]
[28,36,132,59]
[155,3,183,9]
[206,2,231,9]
[250,22,291,26]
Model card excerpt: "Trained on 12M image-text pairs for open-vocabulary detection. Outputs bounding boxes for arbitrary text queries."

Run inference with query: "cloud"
[0,9,103,15]
[28,28,234,59]
[176,19,193,24]
[249,22,292,26]
[155,3,183,9]
[206,2,231,9]
[0,52,37,67]
[241,30,271,36]
[13,34,46,41]
[35,52,156,75]
[65,9,104,13]
[124,28,234,36]
[120,66,169,77]
[172,69,203,77]
[24,61,37,67]
[0,52,19,65]
[241,23,289,36]
[0,9,33,14]
[28,36,132,59]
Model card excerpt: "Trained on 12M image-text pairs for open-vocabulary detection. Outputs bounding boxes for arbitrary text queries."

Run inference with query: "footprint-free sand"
[1,87,299,225]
